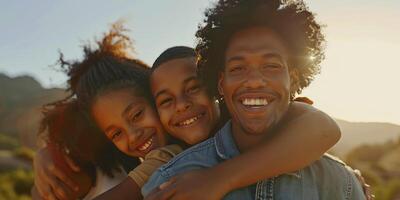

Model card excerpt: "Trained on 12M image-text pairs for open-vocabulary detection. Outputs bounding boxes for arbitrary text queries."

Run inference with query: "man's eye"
[229,65,245,73]
[263,63,281,69]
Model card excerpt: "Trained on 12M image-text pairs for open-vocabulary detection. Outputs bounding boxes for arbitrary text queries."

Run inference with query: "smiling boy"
[142,0,366,199]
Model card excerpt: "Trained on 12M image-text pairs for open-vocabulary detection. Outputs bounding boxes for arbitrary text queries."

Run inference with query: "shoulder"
[159,137,216,171]
[306,154,365,199]
[142,138,217,197]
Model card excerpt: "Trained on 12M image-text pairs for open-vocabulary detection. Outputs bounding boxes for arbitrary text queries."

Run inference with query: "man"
[142,0,366,199]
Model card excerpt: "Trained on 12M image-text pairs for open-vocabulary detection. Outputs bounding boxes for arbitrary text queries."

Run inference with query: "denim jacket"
[142,121,365,200]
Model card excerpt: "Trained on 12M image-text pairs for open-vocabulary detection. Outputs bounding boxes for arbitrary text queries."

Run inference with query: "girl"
[33,100,134,200]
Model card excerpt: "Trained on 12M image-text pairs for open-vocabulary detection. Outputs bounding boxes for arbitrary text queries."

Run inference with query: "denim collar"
[214,120,301,179]
[214,120,241,160]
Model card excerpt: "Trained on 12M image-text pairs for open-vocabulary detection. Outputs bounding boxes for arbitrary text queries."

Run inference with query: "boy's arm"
[152,102,341,200]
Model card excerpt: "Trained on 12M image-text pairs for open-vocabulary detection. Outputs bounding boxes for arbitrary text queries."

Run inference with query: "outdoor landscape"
[0,73,399,200]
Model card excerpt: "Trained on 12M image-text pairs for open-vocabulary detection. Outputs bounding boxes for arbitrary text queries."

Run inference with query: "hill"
[332,119,400,157]
[0,73,67,149]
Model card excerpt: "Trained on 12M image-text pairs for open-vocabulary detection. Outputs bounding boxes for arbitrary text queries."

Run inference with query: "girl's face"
[151,57,220,145]
[91,88,167,158]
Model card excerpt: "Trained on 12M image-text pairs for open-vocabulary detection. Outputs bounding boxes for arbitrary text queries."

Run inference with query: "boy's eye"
[187,85,201,94]
[159,98,173,107]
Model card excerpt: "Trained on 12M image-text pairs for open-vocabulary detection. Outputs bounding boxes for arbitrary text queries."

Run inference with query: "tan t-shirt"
[128,144,183,188]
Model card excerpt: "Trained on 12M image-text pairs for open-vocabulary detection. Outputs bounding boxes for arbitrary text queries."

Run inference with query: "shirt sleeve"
[128,144,183,188]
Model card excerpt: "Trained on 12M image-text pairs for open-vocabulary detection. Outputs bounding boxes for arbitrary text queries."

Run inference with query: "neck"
[230,121,270,153]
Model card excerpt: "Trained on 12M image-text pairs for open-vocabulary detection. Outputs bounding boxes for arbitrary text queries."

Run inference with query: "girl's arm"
[93,178,142,200]
[148,102,341,200]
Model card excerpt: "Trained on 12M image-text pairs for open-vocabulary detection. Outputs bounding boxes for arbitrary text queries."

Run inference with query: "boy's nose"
[176,96,192,113]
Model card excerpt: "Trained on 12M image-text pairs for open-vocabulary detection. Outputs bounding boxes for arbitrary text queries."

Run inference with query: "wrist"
[207,166,234,196]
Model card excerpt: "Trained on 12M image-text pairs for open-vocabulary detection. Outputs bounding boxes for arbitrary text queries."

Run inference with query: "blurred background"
[0,0,399,199]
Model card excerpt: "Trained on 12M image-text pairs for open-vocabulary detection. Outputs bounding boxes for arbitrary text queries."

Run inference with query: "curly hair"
[55,22,152,107]
[196,0,325,99]
[45,23,151,174]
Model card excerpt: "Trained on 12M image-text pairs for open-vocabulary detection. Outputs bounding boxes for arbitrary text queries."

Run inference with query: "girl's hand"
[33,147,80,200]
[145,169,227,200]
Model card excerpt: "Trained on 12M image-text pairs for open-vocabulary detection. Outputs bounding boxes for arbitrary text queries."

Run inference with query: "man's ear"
[217,72,224,96]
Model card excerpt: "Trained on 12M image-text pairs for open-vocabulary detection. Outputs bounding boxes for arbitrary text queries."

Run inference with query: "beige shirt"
[128,144,183,188]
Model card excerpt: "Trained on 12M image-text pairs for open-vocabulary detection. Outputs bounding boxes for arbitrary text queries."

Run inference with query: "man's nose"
[243,68,267,88]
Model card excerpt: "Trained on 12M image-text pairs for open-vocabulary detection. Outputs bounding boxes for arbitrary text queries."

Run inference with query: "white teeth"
[178,114,202,126]
[241,98,268,106]
[138,137,153,151]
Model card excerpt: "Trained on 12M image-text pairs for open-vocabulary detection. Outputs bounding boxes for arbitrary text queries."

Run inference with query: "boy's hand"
[33,147,79,200]
[145,169,227,200]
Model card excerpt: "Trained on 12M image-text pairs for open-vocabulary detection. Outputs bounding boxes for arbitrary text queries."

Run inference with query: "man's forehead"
[225,27,289,57]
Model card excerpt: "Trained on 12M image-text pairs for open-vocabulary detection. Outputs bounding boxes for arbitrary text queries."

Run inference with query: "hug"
[33,0,371,199]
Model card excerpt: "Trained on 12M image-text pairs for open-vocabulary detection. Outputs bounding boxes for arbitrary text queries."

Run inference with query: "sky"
[1,0,399,125]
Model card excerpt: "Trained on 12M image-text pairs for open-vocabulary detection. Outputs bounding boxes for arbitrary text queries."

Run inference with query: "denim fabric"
[142,121,365,200]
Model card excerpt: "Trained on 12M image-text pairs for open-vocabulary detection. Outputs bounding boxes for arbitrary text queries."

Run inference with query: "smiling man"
[142,0,366,199]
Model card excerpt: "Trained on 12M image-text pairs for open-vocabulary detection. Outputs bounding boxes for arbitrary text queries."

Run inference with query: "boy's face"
[151,57,220,145]
[219,26,291,136]
[91,88,168,158]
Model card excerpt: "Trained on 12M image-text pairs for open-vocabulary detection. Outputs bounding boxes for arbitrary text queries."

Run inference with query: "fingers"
[34,163,51,199]
[63,154,80,172]
[42,184,59,200]
[48,164,78,192]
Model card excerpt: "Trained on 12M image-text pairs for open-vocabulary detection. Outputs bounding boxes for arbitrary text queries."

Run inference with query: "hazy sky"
[1,0,399,124]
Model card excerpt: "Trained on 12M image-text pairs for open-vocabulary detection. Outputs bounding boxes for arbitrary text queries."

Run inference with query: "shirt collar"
[214,120,302,179]
[214,120,241,160]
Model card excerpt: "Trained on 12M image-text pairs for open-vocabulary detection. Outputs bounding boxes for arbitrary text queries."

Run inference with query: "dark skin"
[90,88,168,200]
[93,178,142,200]
[151,57,220,145]
[33,54,340,200]
[143,52,340,200]
[220,26,292,151]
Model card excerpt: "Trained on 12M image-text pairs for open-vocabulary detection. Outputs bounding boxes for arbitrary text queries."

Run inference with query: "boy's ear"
[217,72,224,96]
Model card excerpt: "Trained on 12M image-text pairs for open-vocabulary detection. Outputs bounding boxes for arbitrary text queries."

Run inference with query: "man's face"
[151,57,220,145]
[219,26,291,135]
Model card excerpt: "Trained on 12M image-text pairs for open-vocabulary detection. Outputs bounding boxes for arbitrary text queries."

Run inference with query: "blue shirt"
[142,121,365,200]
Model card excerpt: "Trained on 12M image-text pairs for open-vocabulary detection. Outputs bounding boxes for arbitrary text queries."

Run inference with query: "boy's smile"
[151,57,220,145]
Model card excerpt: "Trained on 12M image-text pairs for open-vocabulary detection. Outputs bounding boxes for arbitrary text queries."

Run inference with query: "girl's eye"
[111,130,122,141]
[131,109,144,121]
